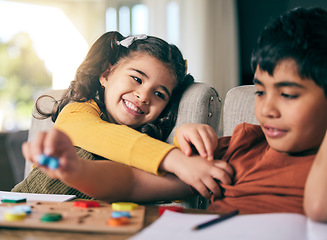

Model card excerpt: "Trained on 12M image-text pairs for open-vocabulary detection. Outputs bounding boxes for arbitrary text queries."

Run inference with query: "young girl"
[13,31,233,199]
[21,7,327,221]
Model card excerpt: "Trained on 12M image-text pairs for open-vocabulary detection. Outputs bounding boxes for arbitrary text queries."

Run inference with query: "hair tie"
[184,59,188,75]
[117,34,147,48]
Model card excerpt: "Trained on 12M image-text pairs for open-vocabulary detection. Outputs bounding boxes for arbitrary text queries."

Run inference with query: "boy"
[22,7,327,219]
[200,6,327,214]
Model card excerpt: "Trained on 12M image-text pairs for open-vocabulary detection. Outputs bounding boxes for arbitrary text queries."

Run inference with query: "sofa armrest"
[223,85,259,136]
[166,82,222,144]
[165,82,222,209]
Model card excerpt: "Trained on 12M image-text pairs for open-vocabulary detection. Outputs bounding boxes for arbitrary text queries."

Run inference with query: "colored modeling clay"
[107,216,130,226]
[112,202,138,211]
[111,211,131,218]
[14,205,32,214]
[73,200,100,208]
[41,213,62,222]
[38,154,59,169]
[4,210,27,221]
[1,196,27,203]
[158,206,184,216]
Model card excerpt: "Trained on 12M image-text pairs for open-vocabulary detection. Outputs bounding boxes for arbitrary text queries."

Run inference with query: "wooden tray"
[0,200,145,233]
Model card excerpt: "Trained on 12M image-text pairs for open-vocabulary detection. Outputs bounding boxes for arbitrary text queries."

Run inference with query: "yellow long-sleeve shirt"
[54,100,176,175]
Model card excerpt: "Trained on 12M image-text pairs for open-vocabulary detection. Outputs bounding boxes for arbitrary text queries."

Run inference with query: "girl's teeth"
[125,101,143,113]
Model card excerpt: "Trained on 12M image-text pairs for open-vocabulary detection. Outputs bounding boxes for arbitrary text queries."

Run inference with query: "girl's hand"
[22,128,80,181]
[160,149,234,199]
[176,123,218,160]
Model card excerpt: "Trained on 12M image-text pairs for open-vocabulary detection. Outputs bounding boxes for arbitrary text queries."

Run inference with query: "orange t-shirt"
[208,123,315,214]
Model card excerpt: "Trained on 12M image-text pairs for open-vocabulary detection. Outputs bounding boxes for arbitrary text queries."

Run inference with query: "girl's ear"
[99,77,105,87]
[100,68,111,85]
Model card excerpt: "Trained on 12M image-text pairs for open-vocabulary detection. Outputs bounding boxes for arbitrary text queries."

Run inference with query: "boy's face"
[254,59,327,155]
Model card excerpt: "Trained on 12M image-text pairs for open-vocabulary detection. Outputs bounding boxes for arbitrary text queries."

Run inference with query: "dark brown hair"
[251,7,327,96]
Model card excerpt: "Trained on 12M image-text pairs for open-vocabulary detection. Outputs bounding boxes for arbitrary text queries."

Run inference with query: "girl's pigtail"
[34,31,126,122]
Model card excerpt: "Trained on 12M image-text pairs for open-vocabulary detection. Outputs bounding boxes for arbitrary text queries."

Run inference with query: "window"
[119,6,130,36]
[132,4,148,34]
[106,8,117,32]
[106,4,148,36]
[0,1,88,131]
[167,1,179,44]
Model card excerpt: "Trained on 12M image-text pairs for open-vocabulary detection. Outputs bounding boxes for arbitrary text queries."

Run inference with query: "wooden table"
[0,205,210,240]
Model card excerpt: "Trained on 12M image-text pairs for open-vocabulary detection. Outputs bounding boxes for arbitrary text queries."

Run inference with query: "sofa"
[0,130,28,191]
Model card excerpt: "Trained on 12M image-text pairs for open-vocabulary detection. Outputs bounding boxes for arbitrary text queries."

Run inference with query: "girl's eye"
[255,91,264,96]
[155,91,166,100]
[281,93,298,99]
[132,76,142,84]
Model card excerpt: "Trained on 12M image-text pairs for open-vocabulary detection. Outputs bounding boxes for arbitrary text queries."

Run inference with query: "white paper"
[307,219,327,240]
[129,211,327,240]
[0,191,76,203]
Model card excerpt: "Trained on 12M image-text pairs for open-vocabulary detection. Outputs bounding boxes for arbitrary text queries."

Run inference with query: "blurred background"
[0,0,326,190]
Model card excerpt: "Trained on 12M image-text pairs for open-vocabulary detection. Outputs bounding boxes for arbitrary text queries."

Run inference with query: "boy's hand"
[176,123,218,160]
[22,128,80,181]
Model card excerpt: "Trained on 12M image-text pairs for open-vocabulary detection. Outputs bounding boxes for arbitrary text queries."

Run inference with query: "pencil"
[193,209,239,230]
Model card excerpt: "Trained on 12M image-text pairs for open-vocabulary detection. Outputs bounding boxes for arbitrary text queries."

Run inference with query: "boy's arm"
[22,129,193,203]
[304,131,327,222]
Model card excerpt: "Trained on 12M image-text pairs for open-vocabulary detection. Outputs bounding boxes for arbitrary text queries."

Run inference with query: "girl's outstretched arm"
[22,129,193,203]
[159,149,233,199]
[304,131,327,222]
[160,123,234,199]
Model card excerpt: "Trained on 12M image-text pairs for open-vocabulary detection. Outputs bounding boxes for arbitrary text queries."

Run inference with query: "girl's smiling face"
[100,53,176,129]
[254,59,327,155]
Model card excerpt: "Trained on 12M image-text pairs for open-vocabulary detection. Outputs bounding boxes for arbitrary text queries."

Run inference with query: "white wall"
[147,0,239,100]
[7,0,239,99]
[179,0,239,101]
